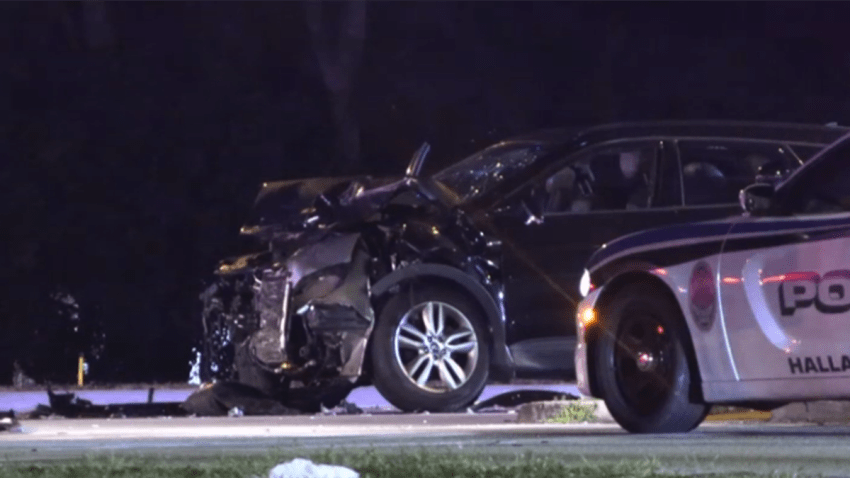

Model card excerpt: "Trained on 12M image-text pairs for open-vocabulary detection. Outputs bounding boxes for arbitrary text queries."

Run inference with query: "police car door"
[717,137,850,396]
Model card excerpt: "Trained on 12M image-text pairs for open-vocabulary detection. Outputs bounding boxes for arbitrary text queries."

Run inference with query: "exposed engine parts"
[199,145,507,412]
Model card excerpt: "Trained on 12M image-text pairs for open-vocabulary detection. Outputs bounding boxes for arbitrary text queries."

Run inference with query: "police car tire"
[371,285,490,413]
[594,282,710,433]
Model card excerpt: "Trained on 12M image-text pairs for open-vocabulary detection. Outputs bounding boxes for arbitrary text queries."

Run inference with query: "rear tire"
[594,282,709,433]
[371,285,489,412]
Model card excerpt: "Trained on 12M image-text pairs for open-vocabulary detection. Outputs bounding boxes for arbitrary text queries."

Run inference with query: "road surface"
[0,383,582,414]
[3,413,850,476]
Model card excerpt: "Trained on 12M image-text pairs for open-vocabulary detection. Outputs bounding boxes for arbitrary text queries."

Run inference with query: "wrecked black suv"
[200,121,846,412]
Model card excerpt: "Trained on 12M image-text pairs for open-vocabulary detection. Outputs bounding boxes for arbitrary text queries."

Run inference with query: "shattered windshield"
[432,141,550,202]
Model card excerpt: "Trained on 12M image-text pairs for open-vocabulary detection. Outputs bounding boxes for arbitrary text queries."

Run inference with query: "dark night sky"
[3,1,850,384]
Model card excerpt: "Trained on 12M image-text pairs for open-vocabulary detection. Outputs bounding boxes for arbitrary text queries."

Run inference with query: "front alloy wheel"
[393,300,479,392]
[371,285,489,412]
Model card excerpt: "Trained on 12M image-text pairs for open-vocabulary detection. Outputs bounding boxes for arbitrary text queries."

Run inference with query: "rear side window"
[677,141,790,206]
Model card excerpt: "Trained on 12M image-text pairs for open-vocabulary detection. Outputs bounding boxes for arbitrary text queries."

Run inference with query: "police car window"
[542,144,656,213]
[678,141,787,206]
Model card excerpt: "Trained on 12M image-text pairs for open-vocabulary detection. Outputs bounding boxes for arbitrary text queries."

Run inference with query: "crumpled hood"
[240,175,403,239]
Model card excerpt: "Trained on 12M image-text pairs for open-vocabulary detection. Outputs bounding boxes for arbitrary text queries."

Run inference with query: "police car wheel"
[594,282,710,433]
[371,285,490,412]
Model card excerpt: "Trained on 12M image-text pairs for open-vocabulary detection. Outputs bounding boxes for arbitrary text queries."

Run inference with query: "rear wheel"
[371,285,489,412]
[594,282,709,433]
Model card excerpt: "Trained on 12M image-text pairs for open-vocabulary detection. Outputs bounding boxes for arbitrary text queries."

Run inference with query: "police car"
[575,130,850,433]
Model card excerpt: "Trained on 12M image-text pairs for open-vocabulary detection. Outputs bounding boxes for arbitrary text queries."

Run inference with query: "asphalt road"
[0,383,582,414]
[4,414,850,476]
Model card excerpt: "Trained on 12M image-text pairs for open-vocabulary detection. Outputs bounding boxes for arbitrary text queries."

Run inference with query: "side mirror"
[739,183,775,215]
[755,159,793,186]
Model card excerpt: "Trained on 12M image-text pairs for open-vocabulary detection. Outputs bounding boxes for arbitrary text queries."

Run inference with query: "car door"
[489,139,682,364]
[717,139,850,387]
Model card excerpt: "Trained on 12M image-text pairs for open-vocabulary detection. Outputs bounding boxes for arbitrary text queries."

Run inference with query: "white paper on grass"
[267,458,359,478]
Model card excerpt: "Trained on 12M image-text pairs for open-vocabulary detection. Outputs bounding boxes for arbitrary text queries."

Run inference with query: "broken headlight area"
[201,232,375,398]
[199,273,257,381]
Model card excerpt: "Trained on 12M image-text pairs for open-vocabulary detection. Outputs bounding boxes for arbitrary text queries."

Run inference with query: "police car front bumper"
[575,286,604,397]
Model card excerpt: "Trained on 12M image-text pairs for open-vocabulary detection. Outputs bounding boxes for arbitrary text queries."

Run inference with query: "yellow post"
[77,354,84,387]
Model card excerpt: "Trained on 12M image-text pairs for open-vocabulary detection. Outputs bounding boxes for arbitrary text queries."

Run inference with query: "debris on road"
[34,386,188,418]
[321,400,364,416]
[265,458,359,478]
[470,389,578,413]
[21,380,360,419]
[15,384,584,420]
[1,410,21,432]
[182,382,299,416]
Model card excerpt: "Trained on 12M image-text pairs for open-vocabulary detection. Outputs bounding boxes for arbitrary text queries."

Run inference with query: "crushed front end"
[199,174,504,408]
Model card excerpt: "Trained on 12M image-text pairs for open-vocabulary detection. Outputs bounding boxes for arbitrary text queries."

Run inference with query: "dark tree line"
[1,1,848,385]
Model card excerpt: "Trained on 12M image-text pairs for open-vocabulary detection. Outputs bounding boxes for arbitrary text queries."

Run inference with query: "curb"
[769,400,850,424]
[516,399,614,424]
[518,399,850,425]
[516,400,776,425]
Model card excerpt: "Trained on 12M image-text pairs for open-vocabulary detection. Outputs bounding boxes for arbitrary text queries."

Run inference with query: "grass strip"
[0,448,807,478]
[547,401,599,423]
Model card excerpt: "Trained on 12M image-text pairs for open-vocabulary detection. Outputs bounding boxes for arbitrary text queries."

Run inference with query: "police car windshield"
[779,131,850,190]
[778,131,850,213]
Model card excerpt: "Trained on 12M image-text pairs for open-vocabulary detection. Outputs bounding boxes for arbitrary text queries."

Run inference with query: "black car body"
[200,121,847,412]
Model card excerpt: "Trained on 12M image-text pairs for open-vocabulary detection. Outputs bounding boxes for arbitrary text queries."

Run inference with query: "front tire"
[594,282,710,433]
[371,285,489,412]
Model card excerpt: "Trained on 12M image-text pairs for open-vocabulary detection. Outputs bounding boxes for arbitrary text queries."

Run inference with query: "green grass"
[547,402,599,424]
[0,450,805,478]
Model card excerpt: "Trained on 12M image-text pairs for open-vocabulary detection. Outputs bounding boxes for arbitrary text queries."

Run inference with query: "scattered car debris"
[182,382,300,416]
[1,410,21,432]
[21,380,354,419]
[469,390,579,413]
[265,458,359,478]
[321,400,364,416]
[181,380,359,416]
[26,386,189,419]
[14,384,578,419]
